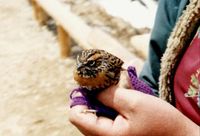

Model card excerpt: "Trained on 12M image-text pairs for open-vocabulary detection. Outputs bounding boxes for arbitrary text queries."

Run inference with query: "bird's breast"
[74,70,110,90]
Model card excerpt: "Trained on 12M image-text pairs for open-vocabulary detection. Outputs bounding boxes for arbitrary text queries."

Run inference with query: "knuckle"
[128,93,142,110]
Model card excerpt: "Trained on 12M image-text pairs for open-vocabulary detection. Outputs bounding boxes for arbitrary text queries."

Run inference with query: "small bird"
[74,49,124,90]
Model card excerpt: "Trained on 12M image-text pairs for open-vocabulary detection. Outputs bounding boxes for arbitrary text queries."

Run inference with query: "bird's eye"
[87,60,96,67]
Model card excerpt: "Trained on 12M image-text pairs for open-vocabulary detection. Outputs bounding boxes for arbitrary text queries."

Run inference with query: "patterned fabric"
[174,27,200,125]
[70,66,154,119]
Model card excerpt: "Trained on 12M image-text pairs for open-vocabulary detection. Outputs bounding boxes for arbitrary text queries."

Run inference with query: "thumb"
[97,86,141,116]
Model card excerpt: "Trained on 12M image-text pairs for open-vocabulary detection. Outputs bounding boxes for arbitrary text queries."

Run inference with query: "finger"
[97,86,143,116]
[69,105,116,135]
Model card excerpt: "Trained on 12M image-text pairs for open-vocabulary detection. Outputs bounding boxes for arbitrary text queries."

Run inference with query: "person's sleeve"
[139,0,186,96]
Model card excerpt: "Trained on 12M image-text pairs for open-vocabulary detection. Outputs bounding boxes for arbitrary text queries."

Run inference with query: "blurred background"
[0,0,157,135]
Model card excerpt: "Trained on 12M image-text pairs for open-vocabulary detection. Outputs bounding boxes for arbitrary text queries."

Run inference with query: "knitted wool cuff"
[70,66,154,119]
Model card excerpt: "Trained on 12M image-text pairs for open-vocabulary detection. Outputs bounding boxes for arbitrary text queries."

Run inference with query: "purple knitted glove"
[70,66,154,119]
[127,66,154,95]
[70,88,118,119]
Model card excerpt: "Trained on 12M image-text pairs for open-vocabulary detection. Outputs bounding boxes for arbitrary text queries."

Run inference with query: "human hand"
[69,86,199,136]
[70,66,154,119]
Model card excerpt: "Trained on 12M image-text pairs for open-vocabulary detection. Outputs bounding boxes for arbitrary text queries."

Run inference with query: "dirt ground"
[0,0,150,135]
[0,0,82,135]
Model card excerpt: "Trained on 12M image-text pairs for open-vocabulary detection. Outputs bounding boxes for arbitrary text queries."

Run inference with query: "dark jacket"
[139,0,189,96]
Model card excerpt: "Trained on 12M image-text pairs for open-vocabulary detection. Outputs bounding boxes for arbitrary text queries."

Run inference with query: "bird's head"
[75,49,107,78]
